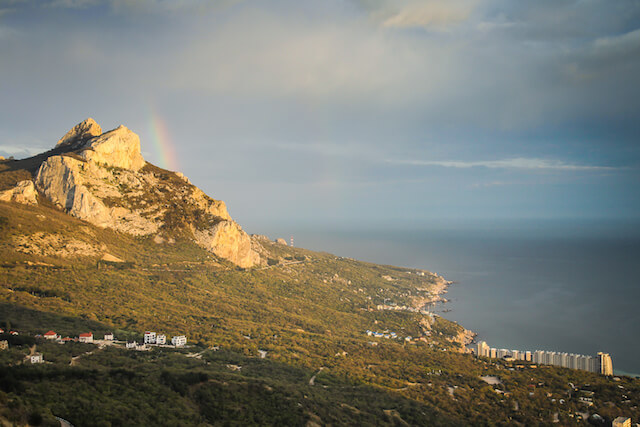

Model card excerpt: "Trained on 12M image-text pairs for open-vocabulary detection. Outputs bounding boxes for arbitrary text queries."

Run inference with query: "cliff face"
[6,118,261,267]
[0,180,38,205]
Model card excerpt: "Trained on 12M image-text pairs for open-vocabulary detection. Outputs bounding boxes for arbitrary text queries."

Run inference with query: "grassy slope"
[1,197,639,425]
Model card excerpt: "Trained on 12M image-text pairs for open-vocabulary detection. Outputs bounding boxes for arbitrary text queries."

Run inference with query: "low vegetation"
[0,189,638,425]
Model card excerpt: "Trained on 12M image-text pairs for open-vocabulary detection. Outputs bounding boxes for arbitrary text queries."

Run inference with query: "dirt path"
[70,347,101,366]
[309,367,325,386]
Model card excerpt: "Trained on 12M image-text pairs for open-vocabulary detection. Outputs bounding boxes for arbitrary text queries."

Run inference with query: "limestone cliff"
[29,118,260,267]
[0,180,38,205]
[78,125,146,171]
[56,117,102,148]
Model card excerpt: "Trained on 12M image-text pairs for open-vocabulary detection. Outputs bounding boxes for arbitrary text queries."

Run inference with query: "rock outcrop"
[0,180,38,205]
[56,118,102,148]
[193,221,260,268]
[13,232,104,258]
[275,238,288,245]
[35,155,160,235]
[33,118,261,267]
[79,125,146,171]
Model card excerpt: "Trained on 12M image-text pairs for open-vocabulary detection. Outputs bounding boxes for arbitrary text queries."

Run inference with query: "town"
[476,340,614,376]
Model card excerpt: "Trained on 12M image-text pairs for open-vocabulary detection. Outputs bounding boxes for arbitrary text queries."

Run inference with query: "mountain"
[0,120,638,426]
[0,118,260,268]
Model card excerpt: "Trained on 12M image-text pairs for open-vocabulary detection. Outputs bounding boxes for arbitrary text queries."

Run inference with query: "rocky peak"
[78,125,146,171]
[30,119,261,267]
[56,118,102,148]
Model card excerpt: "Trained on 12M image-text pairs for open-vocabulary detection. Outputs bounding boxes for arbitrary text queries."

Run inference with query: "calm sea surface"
[261,221,640,376]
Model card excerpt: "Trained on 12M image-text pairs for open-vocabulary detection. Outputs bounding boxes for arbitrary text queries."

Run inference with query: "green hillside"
[1,188,639,425]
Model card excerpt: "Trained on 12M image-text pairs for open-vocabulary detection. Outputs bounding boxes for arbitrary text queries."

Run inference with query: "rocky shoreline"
[412,273,477,352]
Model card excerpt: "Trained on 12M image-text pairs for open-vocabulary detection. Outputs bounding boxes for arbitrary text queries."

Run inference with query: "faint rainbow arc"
[148,111,180,172]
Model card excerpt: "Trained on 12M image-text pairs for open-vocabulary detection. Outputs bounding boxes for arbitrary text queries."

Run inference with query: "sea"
[259,219,640,376]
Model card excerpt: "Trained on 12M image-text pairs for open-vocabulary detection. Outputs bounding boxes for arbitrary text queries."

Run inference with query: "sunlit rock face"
[56,117,102,148]
[33,119,261,267]
[0,180,38,205]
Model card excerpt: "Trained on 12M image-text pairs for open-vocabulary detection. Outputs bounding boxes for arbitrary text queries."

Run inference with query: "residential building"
[104,333,114,341]
[0,340,8,350]
[171,335,187,347]
[144,331,156,344]
[598,352,613,376]
[79,333,93,343]
[477,341,490,357]
[156,334,166,345]
[612,416,631,427]
[126,341,137,349]
[44,331,58,340]
[31,353,44,364]
[475,342,609,375]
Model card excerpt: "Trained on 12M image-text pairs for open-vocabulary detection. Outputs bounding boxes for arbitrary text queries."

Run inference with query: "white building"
[79,333,93,343]
[598,352,613,376]
[44,331,58,340]
[144,331,156,344]
[126,341,137,349]
[477,341,490,358]
[171,335,187,347]
[30,353,44,364]
[497,349,510,359]
[104,333,114,341]
[156,334,166,345]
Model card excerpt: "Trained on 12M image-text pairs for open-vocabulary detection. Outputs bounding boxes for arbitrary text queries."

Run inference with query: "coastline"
[411,272,477,352]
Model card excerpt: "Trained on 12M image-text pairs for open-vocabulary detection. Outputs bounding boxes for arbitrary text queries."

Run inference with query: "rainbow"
[148,111,180,171]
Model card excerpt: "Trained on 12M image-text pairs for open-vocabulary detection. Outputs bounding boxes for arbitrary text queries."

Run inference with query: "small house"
[156,334,166,345]
[171,335,187,347]
[0,340,8,350]
[30,353,44,364]
[126,341,137,349]
[79,332,93,343]
[104,333,114,341]
[143,331,156,344]
[44,331,58,340]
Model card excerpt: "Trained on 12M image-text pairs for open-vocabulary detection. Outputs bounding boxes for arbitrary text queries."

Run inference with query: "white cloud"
[389,157,618,171]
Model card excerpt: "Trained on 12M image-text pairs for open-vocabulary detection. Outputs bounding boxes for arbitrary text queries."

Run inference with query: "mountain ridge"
[0,119,260,268]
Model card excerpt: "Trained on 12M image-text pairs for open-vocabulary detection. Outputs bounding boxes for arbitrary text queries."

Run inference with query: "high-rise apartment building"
[597,352,613,376]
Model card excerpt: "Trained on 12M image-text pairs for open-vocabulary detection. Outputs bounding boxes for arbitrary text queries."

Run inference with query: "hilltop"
[0,120,638,425]
[1,119,259,267]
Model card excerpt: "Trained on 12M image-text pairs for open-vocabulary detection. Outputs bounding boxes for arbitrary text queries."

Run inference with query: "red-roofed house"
[78,333,93,343]
[44,331,58,340]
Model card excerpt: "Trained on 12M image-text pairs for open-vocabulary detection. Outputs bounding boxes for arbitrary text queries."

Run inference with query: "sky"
[1,0,639,233]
